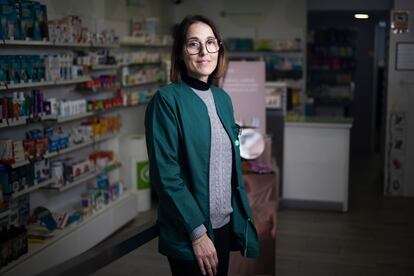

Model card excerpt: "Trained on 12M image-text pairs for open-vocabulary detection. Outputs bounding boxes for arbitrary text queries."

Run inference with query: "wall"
[384,0,414,196]
[168,0,307,42]
[41,0,162,38]
[308,0,392,11]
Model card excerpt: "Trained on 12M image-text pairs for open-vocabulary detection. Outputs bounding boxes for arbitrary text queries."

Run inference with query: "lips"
[196,60,210,64]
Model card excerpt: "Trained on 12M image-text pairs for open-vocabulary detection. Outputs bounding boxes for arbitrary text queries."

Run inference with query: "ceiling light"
[354,14,369,19]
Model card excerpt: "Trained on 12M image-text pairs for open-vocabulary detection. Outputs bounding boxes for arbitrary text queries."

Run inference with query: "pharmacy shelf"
[76,86,121,93]
[0,192,135,275]
[0,209,11,219]
[0,117,28,129]
[2,39,53,46]
[53,42,91,48]
[90,64,119,70]
[43,132,118,159]
[11,177,56,199]
[10,160,30,169]
[228,50,303,58]
[90,43,120,49]
[56,111,95,123]
[120,40,171,48]
[2,40,119,49]
[94,132,119,143]
[0,102,143,130]
[1,80,56,91]
[55,77,92,86]
[0,78,91,92]
[90,61,161,71]
[40,114,58,120]
[122,80,161,88]
[44,140,93,159]
[58,171,98,192]
[46,162,122,192]
[120,61,161,67]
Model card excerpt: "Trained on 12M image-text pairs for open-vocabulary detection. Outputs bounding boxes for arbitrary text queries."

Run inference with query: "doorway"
[307,10,389,198]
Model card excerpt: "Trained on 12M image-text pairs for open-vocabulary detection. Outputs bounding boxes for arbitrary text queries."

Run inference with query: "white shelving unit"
[0,35,140,275]
[2,39,119,49]
[0,117,28,129]
[1,192,137,276]
[90,64,119,71]
[11,178,57,199]
[0,103,146,130]
[6,132,119,175]
[56,112,96,123]
[0,78,91,92]
[122,80,161,88]
[43,162,122,192]
[10,160,30,169]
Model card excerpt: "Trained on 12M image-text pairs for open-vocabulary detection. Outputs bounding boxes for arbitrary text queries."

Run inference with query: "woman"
[145,15,259,276]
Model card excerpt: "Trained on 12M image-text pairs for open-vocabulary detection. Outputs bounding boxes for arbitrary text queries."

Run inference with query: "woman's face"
[183,22,219,82]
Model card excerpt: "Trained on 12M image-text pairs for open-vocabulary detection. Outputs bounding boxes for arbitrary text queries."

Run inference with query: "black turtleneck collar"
[182,75,210,91]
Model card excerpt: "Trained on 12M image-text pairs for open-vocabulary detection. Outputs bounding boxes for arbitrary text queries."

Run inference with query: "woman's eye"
[188,42,199,48]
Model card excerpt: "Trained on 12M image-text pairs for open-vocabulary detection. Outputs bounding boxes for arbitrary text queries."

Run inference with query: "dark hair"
[170,15,228,83]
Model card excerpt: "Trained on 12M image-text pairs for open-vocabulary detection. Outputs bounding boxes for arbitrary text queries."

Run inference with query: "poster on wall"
[396,43,414,70]
[222,61,266,134]
[391,10,410,34]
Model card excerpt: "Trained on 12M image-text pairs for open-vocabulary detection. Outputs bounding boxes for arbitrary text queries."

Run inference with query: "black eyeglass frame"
[185,38,222,55]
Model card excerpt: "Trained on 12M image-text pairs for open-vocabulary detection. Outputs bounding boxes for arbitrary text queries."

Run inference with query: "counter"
[282,117,352,212]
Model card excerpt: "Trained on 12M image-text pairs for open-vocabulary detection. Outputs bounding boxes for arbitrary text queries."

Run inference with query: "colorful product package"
[0,0,20,40]
[32,2,48,41]
[9,56,21,84]
[18,0,34,40]
[19,55,31,83]
[0,56,6,83]
[36,55,45,82]
[33,158,50,183]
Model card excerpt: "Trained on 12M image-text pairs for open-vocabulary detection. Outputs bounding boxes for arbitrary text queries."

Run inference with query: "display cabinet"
[307,28,357,117]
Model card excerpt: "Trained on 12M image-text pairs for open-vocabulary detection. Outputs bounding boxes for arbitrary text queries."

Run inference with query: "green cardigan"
[145,81,259,260]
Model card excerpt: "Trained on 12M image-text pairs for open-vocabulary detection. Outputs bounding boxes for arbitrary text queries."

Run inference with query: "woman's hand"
[192,233,218,276]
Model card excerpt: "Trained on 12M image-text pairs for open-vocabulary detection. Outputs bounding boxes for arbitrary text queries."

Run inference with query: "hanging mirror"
[239,128,265,160]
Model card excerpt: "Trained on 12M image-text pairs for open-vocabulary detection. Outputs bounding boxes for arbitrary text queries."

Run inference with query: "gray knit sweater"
[190,87,233,241]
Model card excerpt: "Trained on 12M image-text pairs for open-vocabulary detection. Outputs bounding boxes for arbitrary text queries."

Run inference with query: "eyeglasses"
[185,38,221,55]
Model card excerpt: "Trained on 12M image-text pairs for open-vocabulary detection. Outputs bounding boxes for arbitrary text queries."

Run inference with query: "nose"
[199,44,208,56]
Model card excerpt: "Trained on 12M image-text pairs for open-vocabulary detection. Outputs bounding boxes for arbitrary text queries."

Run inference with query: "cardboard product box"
[18,0,34,40]
[0,139,13,162]
[72,158,94,178]
[32,3,48,41]
[33,159,50,183]
[0,0,20,40]
[20,163,34,187]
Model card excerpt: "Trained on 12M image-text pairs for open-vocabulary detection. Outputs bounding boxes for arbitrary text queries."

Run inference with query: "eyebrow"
[187,36,216,41]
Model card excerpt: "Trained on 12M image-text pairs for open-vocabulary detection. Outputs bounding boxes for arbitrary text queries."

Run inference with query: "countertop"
[285,116,353,129]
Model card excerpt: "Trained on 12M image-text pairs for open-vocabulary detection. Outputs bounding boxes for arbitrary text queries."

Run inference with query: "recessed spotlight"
[354,14,369,19]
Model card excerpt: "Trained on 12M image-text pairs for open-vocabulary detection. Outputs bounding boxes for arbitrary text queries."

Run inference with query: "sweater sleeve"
[190,224,207,241]
[145,92,205,234]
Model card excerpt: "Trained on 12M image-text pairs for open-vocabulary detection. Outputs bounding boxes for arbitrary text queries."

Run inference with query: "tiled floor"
[93,153,414,275]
